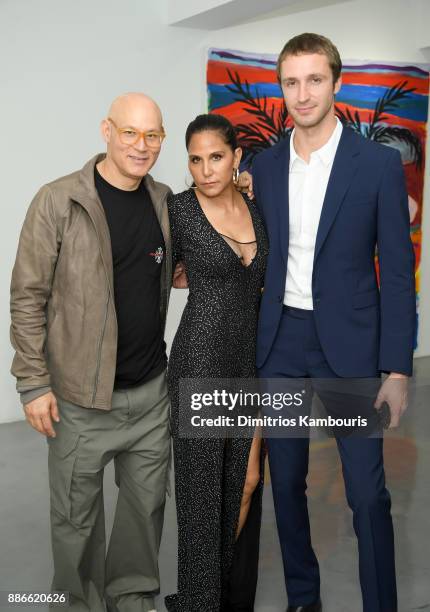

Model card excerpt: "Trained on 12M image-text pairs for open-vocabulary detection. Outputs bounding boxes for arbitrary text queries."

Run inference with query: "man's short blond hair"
[276,33,342,84]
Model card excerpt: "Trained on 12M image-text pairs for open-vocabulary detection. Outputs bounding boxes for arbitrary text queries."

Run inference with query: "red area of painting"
[207,60,278,85]
[342,71,429,94]
[211,98,291,131]
[404,163,425,227]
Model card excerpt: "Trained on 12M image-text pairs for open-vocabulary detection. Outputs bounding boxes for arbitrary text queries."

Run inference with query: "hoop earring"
[233,167,239,184]
[185,176,198,190]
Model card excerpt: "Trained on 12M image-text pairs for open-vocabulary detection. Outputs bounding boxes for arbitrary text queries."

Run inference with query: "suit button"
[314,297,321,304]
[277,295,283,303]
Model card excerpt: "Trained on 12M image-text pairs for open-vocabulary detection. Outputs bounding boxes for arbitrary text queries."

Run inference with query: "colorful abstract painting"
[207,48,430,346]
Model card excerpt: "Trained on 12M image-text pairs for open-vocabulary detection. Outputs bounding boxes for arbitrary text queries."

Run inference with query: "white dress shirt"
[284,118,343,310]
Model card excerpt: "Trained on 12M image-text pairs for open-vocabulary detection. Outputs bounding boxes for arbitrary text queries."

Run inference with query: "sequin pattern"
[165,189,268,612]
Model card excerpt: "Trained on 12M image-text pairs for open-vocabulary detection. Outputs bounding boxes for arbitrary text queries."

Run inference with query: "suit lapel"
[273,137,291,269]
[314,127,361,263]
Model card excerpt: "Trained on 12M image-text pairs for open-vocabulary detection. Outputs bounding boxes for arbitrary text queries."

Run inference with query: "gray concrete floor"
[1,359,430,611]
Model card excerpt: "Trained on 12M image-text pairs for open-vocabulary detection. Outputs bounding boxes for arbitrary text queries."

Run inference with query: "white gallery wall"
[1,0,429,423]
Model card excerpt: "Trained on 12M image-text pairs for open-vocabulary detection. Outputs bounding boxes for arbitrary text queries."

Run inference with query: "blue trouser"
[259,306,397,611]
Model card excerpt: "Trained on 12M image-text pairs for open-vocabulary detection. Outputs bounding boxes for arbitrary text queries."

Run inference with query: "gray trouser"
[47,370,171,612]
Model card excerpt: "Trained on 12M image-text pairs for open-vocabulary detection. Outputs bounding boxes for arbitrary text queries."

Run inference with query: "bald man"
[10,93,172,612]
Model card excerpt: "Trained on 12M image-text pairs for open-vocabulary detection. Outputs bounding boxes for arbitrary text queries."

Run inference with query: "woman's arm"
[168,194,188,288]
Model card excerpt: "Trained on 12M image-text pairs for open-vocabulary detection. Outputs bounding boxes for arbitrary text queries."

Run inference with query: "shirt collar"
[290,117,343,168]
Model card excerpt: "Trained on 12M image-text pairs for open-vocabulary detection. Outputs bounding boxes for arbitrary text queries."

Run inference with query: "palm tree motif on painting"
[225,69,423,169]
[336,80,422,167]
[224,69,291,165]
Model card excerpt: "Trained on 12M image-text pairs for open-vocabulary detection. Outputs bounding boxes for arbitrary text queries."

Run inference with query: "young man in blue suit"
[252,34,416,612]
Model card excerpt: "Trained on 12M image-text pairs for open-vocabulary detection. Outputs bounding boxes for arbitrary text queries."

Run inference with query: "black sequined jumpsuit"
[165,189,268,612]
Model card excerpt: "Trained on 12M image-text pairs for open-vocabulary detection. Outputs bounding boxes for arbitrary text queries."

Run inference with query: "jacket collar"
[69,153,171,302]
[272,126,361,268]
[71,153,168,213]
[289,117,343,168]
[70,154,115,297]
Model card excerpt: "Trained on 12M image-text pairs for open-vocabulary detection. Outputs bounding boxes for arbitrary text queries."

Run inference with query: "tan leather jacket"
[10,154,172,410]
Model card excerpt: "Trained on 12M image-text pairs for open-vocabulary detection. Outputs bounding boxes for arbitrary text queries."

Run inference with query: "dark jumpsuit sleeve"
[167,193,183,271]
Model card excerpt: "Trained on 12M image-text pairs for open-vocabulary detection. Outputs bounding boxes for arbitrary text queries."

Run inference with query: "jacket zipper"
[91,290,110,407]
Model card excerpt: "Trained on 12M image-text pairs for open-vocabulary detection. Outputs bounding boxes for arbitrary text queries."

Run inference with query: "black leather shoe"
[287,598,322,612]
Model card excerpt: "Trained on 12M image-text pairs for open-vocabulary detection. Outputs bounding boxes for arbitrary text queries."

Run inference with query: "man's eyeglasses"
[108,117,166,149]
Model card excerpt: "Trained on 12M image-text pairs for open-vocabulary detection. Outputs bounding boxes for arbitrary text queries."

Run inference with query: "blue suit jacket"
[253,127,416,376]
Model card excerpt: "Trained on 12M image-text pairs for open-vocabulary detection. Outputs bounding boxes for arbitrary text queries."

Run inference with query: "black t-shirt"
[95,167,166,388]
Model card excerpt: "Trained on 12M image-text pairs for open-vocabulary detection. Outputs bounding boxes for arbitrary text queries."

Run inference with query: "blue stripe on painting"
[208,83,282,109]
[337,85,428,121]
[340,84,404,98]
